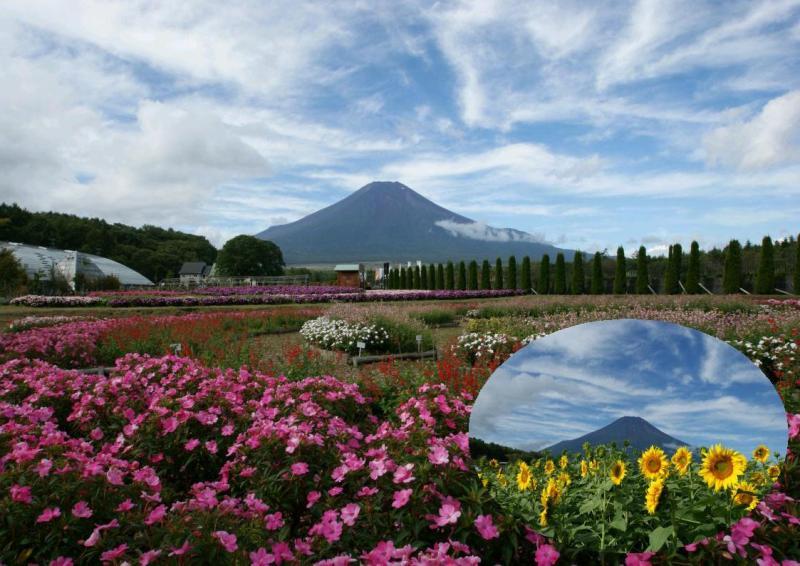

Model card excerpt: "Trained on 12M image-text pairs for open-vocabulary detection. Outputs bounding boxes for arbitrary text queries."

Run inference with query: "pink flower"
[291,462,309,476]
[169,540,192,557]
[428,444,449,465]
[71,501,93,518]
[271,542,293,565]
[222,423,235,436]
[625,552,655,566]
[306,490,321,508]
[10,484,32,504]
[161,416,179,434]
[140,549,161,565]
[788,413,800,439]
[475,514,499,540]
[340,503,360,526]
[357,486,379,498]
[392,463,415,484]
[100,544,128,561]
[106,468,124,486]
[309,510,343,543]
[36,507,61,523]
[392,489,413,509]
[144,504,166,525]
[249,548,271,566]
[36,458,53,477]
[116,499,135,512]
[369,458,389,479]
[535,544,560,566]
[328,487,343,497]
[426,497,461,528]
[205,440,218,454]
[49,558,73,566]
[213,530,238,552]
[265,512,284,530]
[184,438,200,451]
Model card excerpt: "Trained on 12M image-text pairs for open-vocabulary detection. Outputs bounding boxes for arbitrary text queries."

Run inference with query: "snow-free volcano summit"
[256,182,573,265]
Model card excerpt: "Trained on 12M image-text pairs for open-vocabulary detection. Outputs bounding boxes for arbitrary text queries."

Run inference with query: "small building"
[179,262,212,285]
[334,264,364,288]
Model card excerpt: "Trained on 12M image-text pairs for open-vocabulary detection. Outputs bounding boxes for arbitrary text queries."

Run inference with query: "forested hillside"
[0,203,216,283]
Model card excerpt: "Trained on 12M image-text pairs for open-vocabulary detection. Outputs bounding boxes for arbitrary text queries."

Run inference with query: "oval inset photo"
[468,319,789,555]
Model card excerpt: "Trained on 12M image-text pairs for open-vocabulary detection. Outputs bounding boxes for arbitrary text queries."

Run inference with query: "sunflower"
[496,471,508,487]
[544,459,556,475]
[768,465,781,480]
[645,477,664,514]
[732,481,759,511]
[610,460,626,485]
[489,458,499,469]
[539,507,548,528]
[699,444,747,492]
[639,446,669,480]
[517,462,532,491]
[671,447,692,475]
[752,445,770,464]
[559,454,568,469]
[749,471,766,486]
[557,471,571,489]
[545,477,561,503]
[589,459,599,475]
[580,460,588,478]
[540,485,549,507]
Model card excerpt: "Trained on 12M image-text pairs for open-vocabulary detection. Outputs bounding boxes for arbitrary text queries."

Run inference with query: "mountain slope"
[545,416,688,455]
[256,181,574,265]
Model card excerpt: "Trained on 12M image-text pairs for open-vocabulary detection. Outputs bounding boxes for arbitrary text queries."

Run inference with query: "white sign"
[415,335,423,342]
[356,341,366,349]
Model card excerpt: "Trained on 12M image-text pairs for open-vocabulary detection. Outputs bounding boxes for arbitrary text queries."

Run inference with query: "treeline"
[0,203,217,283]
[385,235,800,295]
[469,437,541,462]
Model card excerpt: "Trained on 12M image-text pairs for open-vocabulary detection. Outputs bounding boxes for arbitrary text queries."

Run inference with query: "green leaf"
[609,516,627,531]
[579,497,601,514]
[647,525,674,552]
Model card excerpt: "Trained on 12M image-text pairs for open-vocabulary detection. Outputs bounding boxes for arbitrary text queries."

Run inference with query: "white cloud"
[434,220,545,243]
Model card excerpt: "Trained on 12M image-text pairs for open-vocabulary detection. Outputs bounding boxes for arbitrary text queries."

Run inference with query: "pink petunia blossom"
[306,490,321,508]
[271,542,293,565]
[71,501,93,518]
[36,507,61,523]
[144,504,166,525]
[168,540,192,557]
[428,444,449,465]
[49,558,73,566]
[265,512,284,530]
[788,413,800,439]
[160,416,178,434]
[535,544,560,566]
[184,438,200,451]
[392,463,415,484]
[328,486,343,497]
[340,503,360,526]
[100,544,128,561]
[392,489,413,509]
[205,440,218,454]
[10,485,32,504]
[426,497,461,528]
[249,548,271,566]
[35,458,53,477]
[140,549,162,565]
[213,530,238,552]
[291,462,309,476]
[116,499,135,512]
[625,551,655,566]
[474,514,499,540]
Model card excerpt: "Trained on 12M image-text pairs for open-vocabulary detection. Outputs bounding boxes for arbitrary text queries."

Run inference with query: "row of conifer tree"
[384,236,799,294]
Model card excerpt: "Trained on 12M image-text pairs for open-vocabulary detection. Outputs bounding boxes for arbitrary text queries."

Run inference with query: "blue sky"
[469,320,788,457]
[0,1,799,253]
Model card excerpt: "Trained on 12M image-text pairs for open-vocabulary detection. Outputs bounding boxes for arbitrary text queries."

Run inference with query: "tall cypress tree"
[468,260,478,290]
[591,252,603,294]
[420,265,428,290]
[613,246,626,294]
[756,236,775,294]
[445,262,455,290]
[508,256,518,290]
[391,268,398,289]
[554,253,566,294]
[521,256,532,293]
[495,258,504,289]
[539,255,551,294]
[636,246,649,294]
[429,264,437,290]
[673,243,683,294]
[437,264,445,290]
[481,259,492,290]
[457,261,467,291]
[571,252,584,295]
[794,235,800,294]
[400,267,408,289]
[723,240,743,294]
[686,241,700,294]
[664,245,675,295]
[413,265,421,289]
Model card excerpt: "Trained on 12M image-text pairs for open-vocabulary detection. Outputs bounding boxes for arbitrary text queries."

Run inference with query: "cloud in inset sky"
[469,319,788,456]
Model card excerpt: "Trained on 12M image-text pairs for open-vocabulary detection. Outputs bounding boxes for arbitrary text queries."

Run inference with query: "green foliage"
[554,253,566,294]
[508,256,518,290]
[686,241,701,294]
[410,309,457,326]
[495,257,504,289]
[468,260,479,290]
[0,202,216,283]
[420,265,428,289]
[400,267,408,289]
[591,252,604,294]
[636,246,650,294]
[215,235,284,277]
[457,261,467,291]
[445,262,455,290]
[572,252,585,295]
[756,236,775,294]
[0,248,27,298]
[481,259,492,290]
[723,240,743,294]
[521,256,532,293]
[795,234,800,294]
[539,255,551,294]
[413,265,421,289]
[613,247,626,294]
[437,264,445,290]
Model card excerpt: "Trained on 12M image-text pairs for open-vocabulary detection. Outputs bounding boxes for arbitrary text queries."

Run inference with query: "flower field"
[0,296,799,564]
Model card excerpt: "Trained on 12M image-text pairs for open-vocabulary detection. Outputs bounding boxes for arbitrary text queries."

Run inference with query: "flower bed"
[300,317,391,355]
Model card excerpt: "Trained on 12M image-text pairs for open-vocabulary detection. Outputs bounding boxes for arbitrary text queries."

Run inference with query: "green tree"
[613,247,626,294]
[437,264,445,290]
[663,245,675,294]
[216,235,284,276]
[539,255,551,294]
[400,267,408,289]
[457,261,467,291]
[429,264,437,289]
[795,235,800,294]
[446,261,455,290]
[0,249,28,297]
[554,253,566,294]
[686,241,701,294]
[420,265,428,289]
[507,256,518,290]
[722,240,743,294]
[571,252,584,295]
[636,246,650,294]
[468,260,479,290]
[673,243,683,293]
[521,256,532,293]
[591,252,604,294]
[413,265,421,289]
[756,236,775,294]
[495,258,504,289]
[481,260,492,290]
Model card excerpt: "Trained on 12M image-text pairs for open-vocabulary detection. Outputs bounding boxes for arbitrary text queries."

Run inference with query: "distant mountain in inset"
[256,181,575,265]
[545,416,688,454]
